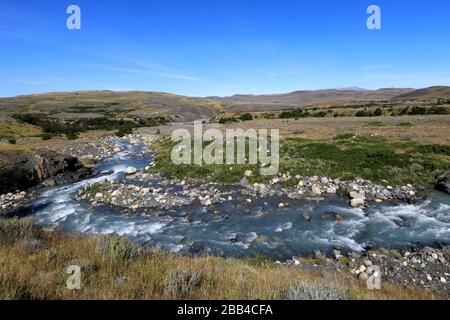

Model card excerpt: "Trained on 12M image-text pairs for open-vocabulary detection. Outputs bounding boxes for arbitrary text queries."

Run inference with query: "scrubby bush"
[0,218,43,246]
[373,108,383,116]
[238,113,253,121]
[164,270,203,299]
[414,144,450,156]
[8,138,16,145]
[282,281,348,300]
[65,131,79,140]
[262,112,276,119]
[115,126,133,137]
[13,114,170,140]
[95,235,140,262]
[218,116,238,124]
[40,133,54,140]
[279,108,308,119]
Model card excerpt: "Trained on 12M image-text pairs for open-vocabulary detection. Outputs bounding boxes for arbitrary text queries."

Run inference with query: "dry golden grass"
[0,219,441,300]
[0,121,42,138]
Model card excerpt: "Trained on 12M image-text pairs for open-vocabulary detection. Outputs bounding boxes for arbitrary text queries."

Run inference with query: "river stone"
[311,185,321,196]
[363,259,373,266]
[359,272,369,281]
[332,249,343,259]
[13,194,25,201]
[326,187,337,194]
[350,191,366,200]
[302,213,312,222]
[240,177,249,187]
[125,166,137,175]
[244,170,253,177]
[351,198,365,208]
[320,212,332,220]
[256,235,269,243]
[436,169,450,194]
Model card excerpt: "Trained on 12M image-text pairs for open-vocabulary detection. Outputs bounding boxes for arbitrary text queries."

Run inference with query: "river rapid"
[22,141,450,260]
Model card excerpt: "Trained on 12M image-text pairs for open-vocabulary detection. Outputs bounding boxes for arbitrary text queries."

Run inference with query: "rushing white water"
[22,142,450,259]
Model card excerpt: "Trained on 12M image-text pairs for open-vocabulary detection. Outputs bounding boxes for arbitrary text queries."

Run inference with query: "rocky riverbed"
[72,132,422,212]
[0,190,37,217]
[3,133,449,297]
[77,167,421,213]
[283,245,449,296]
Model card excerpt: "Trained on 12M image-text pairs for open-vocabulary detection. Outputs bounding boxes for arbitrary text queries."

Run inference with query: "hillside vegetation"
[0,90,222,122]
[152,134,450,187]
[1,87,449,146]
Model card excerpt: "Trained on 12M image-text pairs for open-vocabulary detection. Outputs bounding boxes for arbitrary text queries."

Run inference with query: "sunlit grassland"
[151,134,450,187]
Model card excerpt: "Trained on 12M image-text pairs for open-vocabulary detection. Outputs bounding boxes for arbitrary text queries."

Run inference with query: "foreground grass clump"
[0,218,42,246]
[151,135,450,187]
[164,270,203,299]
[0,218,438,300]
[95,235,140,262]
[282,281,348,300]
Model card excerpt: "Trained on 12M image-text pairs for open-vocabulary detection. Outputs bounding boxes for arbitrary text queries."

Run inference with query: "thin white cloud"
[11,75,65,86]
[360,64,393,71]
[0,30,202,82]
[75,63,202,82]
[360,71,450,87]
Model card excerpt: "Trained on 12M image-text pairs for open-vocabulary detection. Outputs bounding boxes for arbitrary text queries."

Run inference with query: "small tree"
[239,113,253,121]
[373,108,383,116]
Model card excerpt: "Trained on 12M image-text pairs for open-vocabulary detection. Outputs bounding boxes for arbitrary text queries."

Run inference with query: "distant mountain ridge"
[337,86,370,91]
[0,86,448,120]
[393,86,450,100]
[208,88,417,112]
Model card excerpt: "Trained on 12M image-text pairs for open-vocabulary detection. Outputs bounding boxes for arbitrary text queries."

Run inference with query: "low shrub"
[282,281,348,300]
[95,235,140,262]
[0,218,43,246]
[239,113,253,121]
[164,270,203,299]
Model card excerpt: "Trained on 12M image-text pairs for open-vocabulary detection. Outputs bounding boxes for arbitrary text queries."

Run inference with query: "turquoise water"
[25,142,450,260]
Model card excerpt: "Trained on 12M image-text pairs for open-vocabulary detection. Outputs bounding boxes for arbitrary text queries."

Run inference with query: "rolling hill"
[1,87,448,123]
[0,90,222,122]
[392,86,450,101]
[208,88,415,112]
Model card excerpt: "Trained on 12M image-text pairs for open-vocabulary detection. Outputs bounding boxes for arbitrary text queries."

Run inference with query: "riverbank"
[75,131,450,214]
[0,217,446,300]
[1,132,449,299]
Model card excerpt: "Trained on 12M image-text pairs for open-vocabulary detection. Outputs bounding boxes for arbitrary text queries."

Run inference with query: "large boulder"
[0,151,91,194]
[436,169,450,194]
[125,166,137,175]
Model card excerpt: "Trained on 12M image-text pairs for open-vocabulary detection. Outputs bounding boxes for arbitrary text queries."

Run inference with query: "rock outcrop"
[436,169,450,194]
[0,151,91,194]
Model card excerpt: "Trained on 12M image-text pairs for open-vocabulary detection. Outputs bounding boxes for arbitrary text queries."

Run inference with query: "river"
[22,141,450,260]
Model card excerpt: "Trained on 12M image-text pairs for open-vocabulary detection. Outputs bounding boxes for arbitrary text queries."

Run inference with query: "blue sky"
[0,0,449,97]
